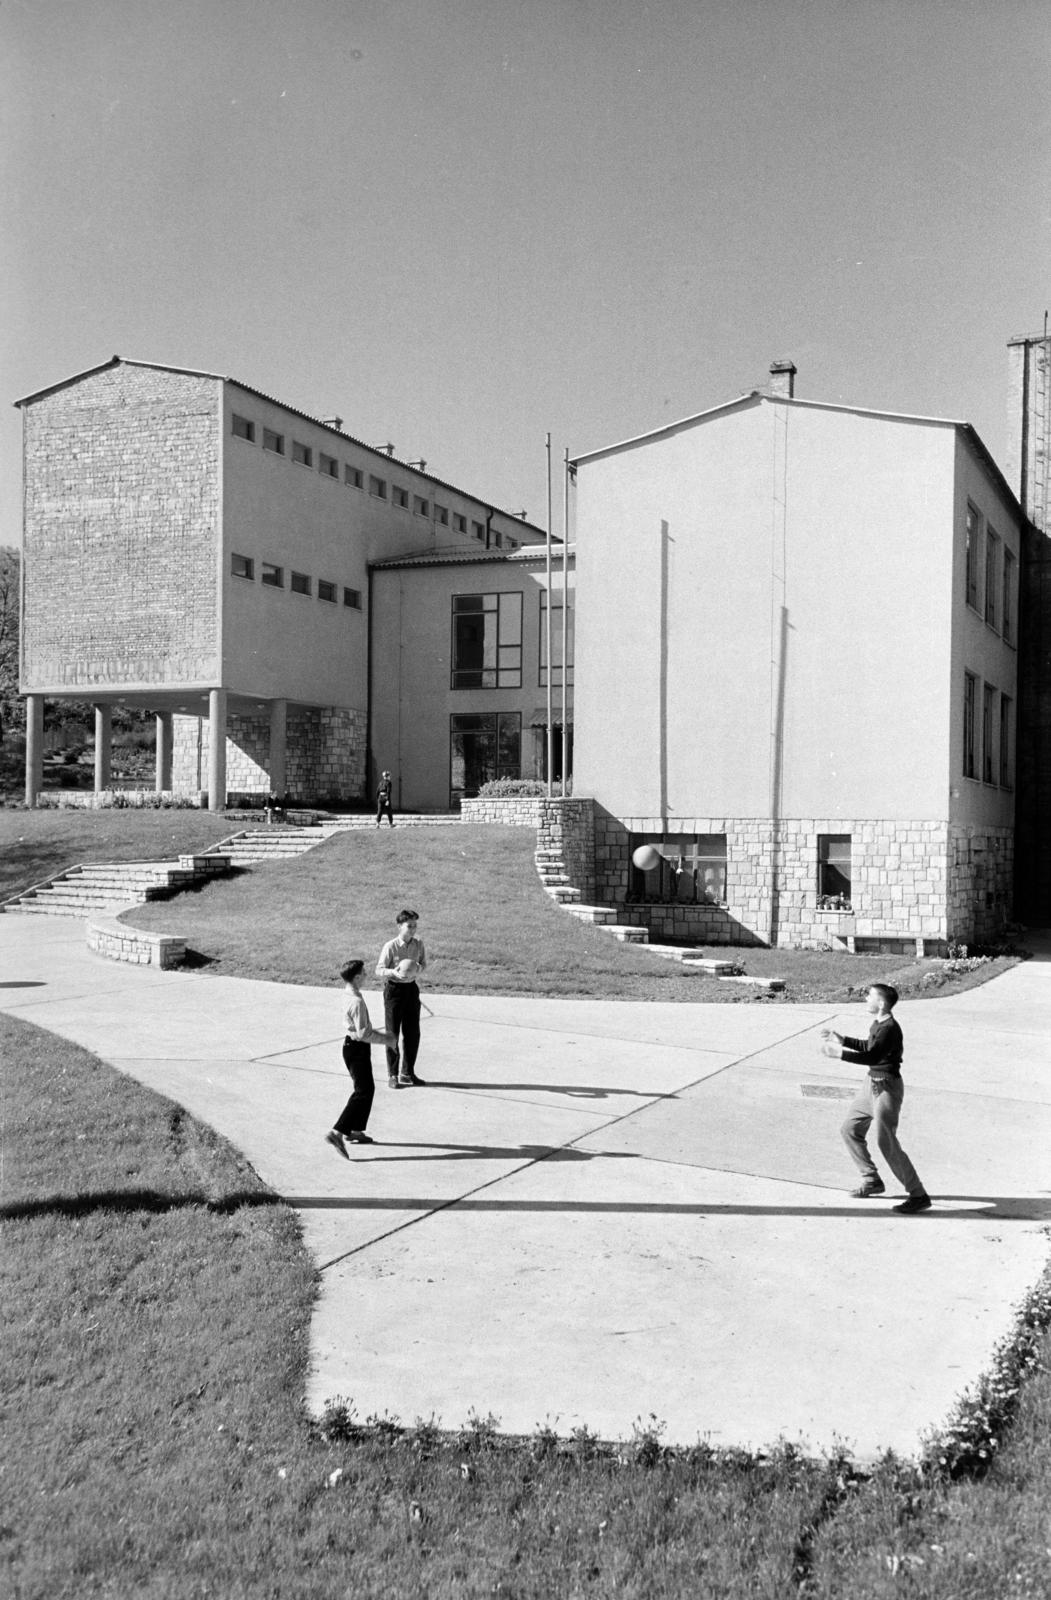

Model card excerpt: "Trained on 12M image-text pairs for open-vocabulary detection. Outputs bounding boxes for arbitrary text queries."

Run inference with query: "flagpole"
[561,447,570,796]
[545,432,553,797]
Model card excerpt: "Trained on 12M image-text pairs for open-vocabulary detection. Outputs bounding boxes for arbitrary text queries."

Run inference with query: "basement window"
[817,835,852,910]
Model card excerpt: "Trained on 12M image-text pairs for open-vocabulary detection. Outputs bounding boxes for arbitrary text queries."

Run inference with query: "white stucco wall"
[572,397,1005,825]
[370,555,574,811]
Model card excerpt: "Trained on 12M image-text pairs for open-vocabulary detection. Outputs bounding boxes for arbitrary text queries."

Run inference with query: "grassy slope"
[1,810,1019,1001]
[0,810,231,900]
[3,1011,1049,1600]
[124,824,1017,1002]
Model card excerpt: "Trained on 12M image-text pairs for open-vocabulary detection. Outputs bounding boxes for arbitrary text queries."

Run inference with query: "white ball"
[396,957,419,979]
[632,844,662,872]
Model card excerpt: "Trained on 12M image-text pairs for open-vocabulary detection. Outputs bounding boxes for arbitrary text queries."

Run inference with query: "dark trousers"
[376,794,394,825]
[384,982,421,1079]
[335,1039,375,1134]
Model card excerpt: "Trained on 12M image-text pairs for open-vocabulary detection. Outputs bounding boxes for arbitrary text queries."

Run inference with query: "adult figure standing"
[376,908,427,1087]
[375,769,395,827]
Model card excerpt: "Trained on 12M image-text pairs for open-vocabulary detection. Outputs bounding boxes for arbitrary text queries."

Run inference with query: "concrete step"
[604,926,650,943]
[567,906,616,924]
[3,901,90,918]
[545,886,582,902]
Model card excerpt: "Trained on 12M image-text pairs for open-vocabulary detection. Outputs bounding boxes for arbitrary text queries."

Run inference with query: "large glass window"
[449,712,521,804]
[818,835,852,909]
[628,835,727,904]
[982,682,996,783]
[1003,548,1016,645]
[1000,694,1013,789]
[984,527,1000,630]
[965,503,981,611]
[539,593,575,687]
[963,671,977,778]
[451,592,522,688]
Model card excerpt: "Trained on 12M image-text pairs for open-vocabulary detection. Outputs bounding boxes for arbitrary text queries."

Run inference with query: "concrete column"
[269,698,287,798]
[24,694,44,808]
[94,703,112,793]
[155,711,173,792]
[208,688,227,811]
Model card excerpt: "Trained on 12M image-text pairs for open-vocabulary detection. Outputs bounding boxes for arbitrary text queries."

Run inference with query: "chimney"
[322,415,343,431]
[769,360,797,399]
[1007,324,1050,534]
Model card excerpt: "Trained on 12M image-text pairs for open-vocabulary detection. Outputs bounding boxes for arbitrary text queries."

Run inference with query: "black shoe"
[894,1194,932,1214]
[325,1130,350,1160]
[398,1073,424,1086]
[388,1076,400,1089]
[849,1181,885,1198]
[346,1131,375,1144]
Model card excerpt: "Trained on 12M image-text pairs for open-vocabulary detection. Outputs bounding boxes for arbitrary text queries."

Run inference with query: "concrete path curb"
[2,917,1048,1461]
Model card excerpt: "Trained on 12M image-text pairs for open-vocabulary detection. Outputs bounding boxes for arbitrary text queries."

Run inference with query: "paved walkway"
[2,916,1049,1461]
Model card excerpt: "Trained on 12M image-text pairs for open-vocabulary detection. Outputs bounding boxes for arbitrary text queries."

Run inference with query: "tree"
[0,547,20,745]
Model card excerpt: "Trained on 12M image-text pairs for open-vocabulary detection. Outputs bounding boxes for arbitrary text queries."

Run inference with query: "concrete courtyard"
[2,915,1049,1462]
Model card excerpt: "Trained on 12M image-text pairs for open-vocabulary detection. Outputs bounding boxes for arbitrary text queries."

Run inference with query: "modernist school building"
[569,344,1050,953]
[17,335,1051,950]
[16,357,569,813]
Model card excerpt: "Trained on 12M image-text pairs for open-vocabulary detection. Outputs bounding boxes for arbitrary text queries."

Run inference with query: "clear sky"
[3,0,1049,549]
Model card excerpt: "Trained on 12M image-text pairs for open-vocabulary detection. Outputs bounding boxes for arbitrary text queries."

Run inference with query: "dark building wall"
[20,363,221,691]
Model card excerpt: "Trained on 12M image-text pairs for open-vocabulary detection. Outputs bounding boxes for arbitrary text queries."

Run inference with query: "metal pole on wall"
[561,447,570,796]
[545,431,553,797]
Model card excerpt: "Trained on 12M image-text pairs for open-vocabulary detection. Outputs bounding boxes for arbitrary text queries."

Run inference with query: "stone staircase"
[2,854,233,917]
[207,812,463,866]
[534,846,649,944]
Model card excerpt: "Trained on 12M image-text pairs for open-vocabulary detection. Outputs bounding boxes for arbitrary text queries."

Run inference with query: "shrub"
[476,778,548,797]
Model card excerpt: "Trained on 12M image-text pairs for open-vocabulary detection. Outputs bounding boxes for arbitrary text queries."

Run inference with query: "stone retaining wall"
[87,912,186,968]
[460,795,596,901]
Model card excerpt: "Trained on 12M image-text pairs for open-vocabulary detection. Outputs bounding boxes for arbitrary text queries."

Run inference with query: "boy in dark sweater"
[822,983,932,1214]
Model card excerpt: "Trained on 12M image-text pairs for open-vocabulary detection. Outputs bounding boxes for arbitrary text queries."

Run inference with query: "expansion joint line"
[316,1011,836,1273]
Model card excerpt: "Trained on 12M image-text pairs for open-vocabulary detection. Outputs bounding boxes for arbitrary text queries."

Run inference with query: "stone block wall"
[172,706,366,803]
[459,795,596,900]
[21,363,220,690]
[591,807,1008,951]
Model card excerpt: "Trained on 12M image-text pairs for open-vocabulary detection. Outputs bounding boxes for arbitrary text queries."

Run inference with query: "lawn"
[121,823,1020,1003]
[4,1010,1050,1599]
[0,808,232,901]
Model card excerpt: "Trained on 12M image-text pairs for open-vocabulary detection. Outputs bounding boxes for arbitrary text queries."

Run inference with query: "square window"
[435,504,449,526]
[317,579,337,603]
[292,441,312,467]
[343,587,362,610]
[392,485,409,508]
[414,494,429,517]
[261,563,283,587]
[369,475,387,499]
[319,452,338,478]
[232,414,255,442]
[231,553,254,580]
[472,521,485,541]
[263,428,284,455]
[291,571,311,596]
[453,513,467,533]
[345,464,363,489]
[818,835,851,908]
